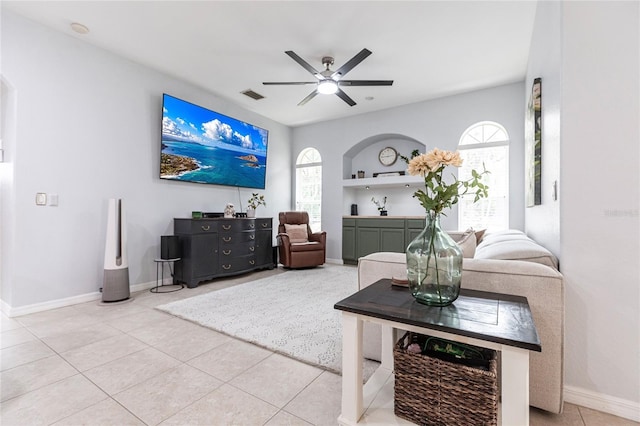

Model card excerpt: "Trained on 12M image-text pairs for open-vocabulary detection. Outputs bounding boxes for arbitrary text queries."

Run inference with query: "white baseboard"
[326,257,344,265]
[1,280,157,317]
[564,385,640,422]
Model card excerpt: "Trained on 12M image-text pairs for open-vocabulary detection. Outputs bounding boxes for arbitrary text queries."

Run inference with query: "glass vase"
[406,212,463,306]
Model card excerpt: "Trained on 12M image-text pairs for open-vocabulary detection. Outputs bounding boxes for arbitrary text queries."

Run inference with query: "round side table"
[151,258,184,293]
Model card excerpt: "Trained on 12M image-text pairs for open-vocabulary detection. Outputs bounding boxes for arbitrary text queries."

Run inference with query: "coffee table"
[334,279,541,426]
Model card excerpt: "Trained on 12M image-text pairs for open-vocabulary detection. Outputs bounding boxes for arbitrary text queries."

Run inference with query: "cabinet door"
[342,226,356,263]
[406,219,426,244]
[192,234,218,277]
[255,229,273,267]
[381,228,406,253]
[356,228,381,259]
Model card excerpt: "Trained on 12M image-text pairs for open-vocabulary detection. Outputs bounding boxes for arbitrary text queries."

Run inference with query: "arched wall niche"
[343,133,425,179]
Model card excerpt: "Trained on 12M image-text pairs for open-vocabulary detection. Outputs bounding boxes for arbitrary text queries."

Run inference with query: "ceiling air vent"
[241,89,265,100]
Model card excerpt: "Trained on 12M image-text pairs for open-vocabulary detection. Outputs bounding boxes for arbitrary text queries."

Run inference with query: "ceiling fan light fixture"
[317,80,338,95]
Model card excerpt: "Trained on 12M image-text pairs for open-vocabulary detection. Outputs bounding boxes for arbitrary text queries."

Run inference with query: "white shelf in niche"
[342,175,424,189]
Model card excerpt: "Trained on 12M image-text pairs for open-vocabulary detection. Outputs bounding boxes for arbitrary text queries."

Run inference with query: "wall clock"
[378,147,398,166]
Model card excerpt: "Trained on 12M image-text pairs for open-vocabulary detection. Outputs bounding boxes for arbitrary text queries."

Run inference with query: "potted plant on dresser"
[247,193,266,218]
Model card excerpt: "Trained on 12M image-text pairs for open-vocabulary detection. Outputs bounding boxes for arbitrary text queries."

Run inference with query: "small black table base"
[151,258,184,293]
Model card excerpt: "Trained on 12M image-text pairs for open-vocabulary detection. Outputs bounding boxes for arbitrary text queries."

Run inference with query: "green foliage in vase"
[247,193,266,209]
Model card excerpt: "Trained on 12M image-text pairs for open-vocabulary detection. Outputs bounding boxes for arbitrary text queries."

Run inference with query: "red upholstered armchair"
[277,211,326,268]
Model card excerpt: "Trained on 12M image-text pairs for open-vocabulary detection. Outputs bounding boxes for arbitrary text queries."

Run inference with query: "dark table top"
[334,279,541,352]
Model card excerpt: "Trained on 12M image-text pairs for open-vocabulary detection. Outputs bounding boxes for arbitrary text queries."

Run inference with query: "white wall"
[524,1,562,257]
[1,12,292,312]
[526,1,639,418]
[292,83,526,261]
[562,0,639,413]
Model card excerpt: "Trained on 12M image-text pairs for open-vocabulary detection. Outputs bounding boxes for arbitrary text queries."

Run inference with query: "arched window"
[457,121,509,231]
[295,148,322,232]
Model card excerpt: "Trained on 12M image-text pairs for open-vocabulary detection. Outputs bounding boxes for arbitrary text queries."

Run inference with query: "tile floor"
[1,268,637,426]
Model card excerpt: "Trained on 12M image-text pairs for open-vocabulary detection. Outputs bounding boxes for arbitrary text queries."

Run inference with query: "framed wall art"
[526,77,542,206]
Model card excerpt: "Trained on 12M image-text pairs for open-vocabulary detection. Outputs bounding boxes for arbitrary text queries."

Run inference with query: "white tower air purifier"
[102,198,130,302]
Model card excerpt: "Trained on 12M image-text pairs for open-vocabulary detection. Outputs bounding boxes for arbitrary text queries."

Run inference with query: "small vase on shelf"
[379,210,388,216]
[246,207,256,218]
[406,212,462,307]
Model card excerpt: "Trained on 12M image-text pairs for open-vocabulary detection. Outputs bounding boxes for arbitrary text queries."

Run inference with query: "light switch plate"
[49,194,59,206]
[36,193,47,206]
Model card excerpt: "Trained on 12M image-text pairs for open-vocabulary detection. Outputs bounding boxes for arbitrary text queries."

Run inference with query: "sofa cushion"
[475,238,558,269]
[289,241,323,252]
[284,224,308,243]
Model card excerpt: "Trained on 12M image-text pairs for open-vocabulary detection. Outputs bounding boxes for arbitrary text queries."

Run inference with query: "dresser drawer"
[219,254,257,273]
[255,218,272,230]
[219,219,259,233]
[220,243,256,257]
[219,231,256,245]
[174,219,219,234]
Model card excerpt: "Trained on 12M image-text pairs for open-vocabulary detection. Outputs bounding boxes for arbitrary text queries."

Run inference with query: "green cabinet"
[342,217,425,265]
[342,218,356,261]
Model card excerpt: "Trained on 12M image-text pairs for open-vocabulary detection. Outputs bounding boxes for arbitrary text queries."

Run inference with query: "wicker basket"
[394,332,498,426]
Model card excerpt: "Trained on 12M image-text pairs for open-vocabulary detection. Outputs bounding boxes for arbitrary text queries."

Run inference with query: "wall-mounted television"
[160,93,269,189]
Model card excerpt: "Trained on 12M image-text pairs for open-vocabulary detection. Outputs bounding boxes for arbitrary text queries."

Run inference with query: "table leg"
[380,324,394,371]
[339,313,363,425]
[501,346,530,425]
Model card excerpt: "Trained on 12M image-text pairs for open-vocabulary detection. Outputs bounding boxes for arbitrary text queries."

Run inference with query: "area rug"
[155,264,359,373]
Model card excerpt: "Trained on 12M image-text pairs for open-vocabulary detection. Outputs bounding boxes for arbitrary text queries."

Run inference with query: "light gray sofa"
[357,229,564,414]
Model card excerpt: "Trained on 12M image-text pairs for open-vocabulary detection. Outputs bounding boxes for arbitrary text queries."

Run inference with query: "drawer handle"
[222,225,232,230]
[249,246,255,252]
[222,264,232,270]
[249,224,255,229]
[223,237,232,242]
[223,249,231,255]
[249,235,255,240]
[261,223,268,228]
[249,260,255,265]
[201,225,210,231]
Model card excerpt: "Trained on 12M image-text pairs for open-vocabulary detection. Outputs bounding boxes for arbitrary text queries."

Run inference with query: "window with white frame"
[457,121,509,231]
[295,148,322,233]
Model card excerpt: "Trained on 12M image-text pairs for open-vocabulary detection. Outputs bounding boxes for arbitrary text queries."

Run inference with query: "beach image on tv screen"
[160,94,269,189]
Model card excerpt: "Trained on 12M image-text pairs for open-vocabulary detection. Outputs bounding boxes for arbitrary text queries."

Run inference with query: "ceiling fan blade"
[335,88,356,107]
[285,51,323,79]
[263,81,317,85]
[331,48,372,80]
[298,89,319,106]
[338,80,394,86]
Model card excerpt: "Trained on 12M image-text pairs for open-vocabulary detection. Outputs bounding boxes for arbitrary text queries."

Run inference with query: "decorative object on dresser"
[246,192,266,218]
[277,211,326,269]
[224,203,235,218]
[173,217,274,288]
[404,148,489,306]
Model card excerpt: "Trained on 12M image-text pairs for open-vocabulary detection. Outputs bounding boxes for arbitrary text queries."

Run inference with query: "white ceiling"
[3,1,537,127]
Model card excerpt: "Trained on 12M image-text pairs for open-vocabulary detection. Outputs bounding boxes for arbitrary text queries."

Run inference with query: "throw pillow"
[456,229,477,258]
[475,229,487,245]
[284,224,309,243]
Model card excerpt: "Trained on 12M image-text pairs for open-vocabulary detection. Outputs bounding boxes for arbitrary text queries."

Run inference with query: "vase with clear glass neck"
[406,212,463,307]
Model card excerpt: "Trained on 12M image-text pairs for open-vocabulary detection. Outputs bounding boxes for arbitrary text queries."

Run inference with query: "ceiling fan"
[262,48,393,107]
